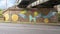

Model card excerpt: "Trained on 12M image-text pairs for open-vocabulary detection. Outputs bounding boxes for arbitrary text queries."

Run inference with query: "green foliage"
[0,9,2,14]
[58,13,60,22]
[0,9,2,11]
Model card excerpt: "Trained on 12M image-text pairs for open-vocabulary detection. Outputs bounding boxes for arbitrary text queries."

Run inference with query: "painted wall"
[3,8,58,23]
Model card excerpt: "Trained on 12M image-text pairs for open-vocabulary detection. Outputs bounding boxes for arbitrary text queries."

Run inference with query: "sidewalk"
[0,21,60,26]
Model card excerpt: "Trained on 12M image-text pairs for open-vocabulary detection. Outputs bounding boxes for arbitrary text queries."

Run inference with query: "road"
[0,23,60,34]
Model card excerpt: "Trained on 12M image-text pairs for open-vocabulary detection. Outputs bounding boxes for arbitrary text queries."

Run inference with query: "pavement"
[1,21,60,26]
[0,23,60,34]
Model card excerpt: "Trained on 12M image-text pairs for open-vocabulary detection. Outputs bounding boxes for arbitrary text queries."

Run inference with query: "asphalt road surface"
[0,23,60,34]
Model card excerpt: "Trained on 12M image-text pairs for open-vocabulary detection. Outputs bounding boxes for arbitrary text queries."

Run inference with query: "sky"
[0,0,17,10]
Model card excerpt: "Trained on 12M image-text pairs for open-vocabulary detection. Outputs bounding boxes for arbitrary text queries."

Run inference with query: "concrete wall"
[3,8,58,23]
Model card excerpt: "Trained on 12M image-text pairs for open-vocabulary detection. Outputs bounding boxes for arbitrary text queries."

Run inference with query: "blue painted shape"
[19,14,27,19]
[41,11,56,18]
[29,15,36,22]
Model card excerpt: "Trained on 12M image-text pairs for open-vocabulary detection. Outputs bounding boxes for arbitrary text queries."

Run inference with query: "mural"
[0,0,58,23]
[44,18,49,23]
[12,14,18,22]
[29,15,36,22]
[19,10,27,19]
[41,11,56,19]
[3,11,10,21]
[1,8,57,23]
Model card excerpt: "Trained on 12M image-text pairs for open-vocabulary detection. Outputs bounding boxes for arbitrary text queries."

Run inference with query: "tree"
[0,9,3,16]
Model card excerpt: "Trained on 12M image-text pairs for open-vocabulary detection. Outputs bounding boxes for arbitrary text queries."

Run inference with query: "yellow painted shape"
[20,11,26,14]
[3,14,9,21]
[12,14,18,22]
[34,11,38,16]
[44,18,49,23]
